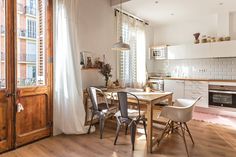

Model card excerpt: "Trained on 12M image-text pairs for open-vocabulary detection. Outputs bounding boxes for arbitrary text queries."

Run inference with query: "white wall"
[77,0,117,89]
[230,12,236,40]
[153,14,218,45]
[146,26,155,73]
[153,12,236,46]
[78,0,155,88]
[54,0,154,89]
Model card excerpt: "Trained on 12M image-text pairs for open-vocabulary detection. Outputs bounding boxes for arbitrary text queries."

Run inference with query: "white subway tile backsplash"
[153,58,236,80]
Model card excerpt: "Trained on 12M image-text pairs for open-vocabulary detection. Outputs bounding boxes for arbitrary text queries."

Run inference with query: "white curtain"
[54,0,89,135]
[117,12,146,88]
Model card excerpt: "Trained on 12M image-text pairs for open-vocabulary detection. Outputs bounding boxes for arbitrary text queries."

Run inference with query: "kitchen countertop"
[149,77,236,82]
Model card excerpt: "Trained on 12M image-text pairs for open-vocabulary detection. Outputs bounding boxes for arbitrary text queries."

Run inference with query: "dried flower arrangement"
[99,64,112,86]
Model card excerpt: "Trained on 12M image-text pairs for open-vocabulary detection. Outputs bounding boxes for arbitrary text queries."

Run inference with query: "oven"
[209,85,236,108]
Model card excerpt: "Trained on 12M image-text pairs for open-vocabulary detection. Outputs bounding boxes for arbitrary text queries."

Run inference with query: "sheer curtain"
[54,0,89,135]
[116,12,146,88]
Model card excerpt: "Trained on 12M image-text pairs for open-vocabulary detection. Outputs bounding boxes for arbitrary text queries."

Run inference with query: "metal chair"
[114,92,147,151]
[158,97,201,157]
[87,87,117,139]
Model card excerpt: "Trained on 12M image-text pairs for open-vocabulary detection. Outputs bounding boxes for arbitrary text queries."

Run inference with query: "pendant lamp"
[112,0,130,51]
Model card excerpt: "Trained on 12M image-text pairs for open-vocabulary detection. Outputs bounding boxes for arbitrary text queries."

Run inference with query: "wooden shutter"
[37,0,45,85]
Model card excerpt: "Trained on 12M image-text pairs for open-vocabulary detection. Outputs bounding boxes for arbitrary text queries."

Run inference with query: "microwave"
[150,46,168,60]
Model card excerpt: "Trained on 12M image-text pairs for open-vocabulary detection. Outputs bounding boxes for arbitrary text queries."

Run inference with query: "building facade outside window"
[27,19,36,38]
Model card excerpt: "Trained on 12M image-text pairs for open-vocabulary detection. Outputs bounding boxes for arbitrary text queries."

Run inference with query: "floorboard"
[1,119,236,157]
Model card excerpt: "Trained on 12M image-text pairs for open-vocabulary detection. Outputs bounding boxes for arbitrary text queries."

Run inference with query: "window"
[0,0,5,88]
[26,0,36,16]
[26,42,37,62]
[118,14,146,87]
[17,0,46,87]
[27,19,36,38]
[26,65,36,86]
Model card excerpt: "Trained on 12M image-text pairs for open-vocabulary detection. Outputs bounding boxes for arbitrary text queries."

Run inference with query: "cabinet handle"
[176,81,184,83]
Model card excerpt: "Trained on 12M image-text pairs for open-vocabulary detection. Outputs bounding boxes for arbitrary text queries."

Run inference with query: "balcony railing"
[0,79,6,88]
[18,29,36,39]
[1,52,5,61]
[25,6,36,16]
[1,25,5,34]
[18,54,37,62]
[1,53,36,62]
[17,78,36,86]
[17,3,24,13]
[18,29,26,37]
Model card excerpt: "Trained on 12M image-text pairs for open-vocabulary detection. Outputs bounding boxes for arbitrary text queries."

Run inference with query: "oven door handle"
[209,90,236,94]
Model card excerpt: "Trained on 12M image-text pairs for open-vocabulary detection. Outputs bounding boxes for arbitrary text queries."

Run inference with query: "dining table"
[104,88,173,153]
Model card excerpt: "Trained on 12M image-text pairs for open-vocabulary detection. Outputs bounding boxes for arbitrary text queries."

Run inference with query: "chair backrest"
[117,92,140,118]
[175,96,202,122]
[88,87,100,111]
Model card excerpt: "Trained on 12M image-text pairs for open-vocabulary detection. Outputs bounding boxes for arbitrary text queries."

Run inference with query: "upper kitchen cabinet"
[210,40,236,58]
[168,44,187,59]
[167,40,236,59]
[185,43,211,59]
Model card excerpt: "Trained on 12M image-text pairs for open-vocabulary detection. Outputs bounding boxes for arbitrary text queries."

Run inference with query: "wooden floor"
[1,120,236,157]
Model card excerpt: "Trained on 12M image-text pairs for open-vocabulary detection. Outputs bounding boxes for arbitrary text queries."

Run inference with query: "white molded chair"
[158,97,201,157]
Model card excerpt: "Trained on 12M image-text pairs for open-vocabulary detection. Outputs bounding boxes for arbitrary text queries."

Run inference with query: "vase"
[105,79,112,87]
[193,33,200,44]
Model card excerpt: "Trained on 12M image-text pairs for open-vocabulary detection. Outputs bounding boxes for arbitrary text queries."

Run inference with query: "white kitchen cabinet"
[184,81,208,108]
[164,80,185,101]
[164,79,209,107]
[185,43,211,59]
[210,40,236,58]
[167,40,236,59]
[168,45,187,59]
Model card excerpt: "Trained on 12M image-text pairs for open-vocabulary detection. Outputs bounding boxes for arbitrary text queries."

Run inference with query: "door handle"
[5,91,15,97]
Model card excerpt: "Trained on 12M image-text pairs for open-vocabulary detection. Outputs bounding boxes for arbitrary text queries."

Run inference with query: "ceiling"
[121,0,236,26]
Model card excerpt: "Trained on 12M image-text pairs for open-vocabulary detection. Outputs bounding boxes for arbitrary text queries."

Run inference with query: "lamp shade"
[112,36,130,51]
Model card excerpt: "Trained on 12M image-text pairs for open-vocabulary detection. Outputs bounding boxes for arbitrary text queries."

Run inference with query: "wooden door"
[0,0,15,153]
[14,0,53,147]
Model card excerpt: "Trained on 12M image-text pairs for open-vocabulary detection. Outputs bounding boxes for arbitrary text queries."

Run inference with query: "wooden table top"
[104,88,173,103]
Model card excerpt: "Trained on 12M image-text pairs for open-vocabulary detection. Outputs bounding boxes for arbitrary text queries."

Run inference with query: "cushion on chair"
[115,109,145,120]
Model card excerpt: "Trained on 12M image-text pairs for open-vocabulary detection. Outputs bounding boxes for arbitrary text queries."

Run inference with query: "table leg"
[147,102,153,153]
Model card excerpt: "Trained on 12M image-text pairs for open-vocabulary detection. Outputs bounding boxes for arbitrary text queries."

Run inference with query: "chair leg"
[180,123,190,157]
[184,122,194,145]
[171,121,174,133]
[99,114,105,139]
[125,124,128,135]
[158,120,170,145]
[130,122,137,151]
[114,123,121,145]
[142,119,147,139]
[88,113,94,134]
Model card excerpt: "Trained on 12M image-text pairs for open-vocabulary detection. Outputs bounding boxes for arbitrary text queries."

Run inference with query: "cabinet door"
[168,45,187,59]
[210,41,236,58]
[185,81,208,108]
[164,80,185,101]
[185,43,211,59]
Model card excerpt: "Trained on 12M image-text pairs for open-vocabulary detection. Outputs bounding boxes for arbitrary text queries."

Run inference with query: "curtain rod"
[114,9,149,26]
